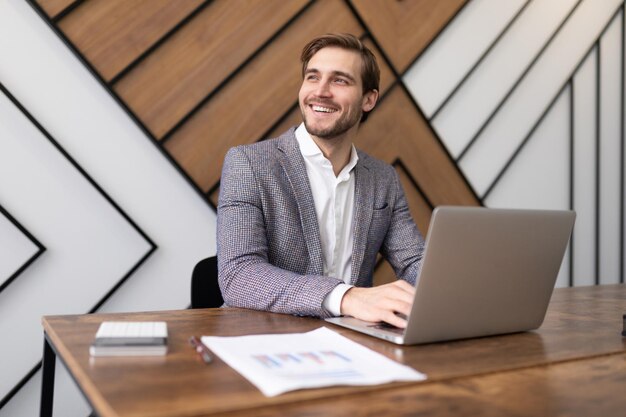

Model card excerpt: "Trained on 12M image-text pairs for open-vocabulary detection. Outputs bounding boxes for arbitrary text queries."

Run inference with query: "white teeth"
[312,105,337,113]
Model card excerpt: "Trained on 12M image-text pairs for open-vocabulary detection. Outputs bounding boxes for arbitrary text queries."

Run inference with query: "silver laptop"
[326,206,575,345]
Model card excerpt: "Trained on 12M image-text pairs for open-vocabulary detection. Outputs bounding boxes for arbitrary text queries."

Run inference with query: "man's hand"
[339,280,415,328]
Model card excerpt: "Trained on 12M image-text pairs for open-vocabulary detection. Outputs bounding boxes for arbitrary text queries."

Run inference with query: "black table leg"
[40,333,55,417]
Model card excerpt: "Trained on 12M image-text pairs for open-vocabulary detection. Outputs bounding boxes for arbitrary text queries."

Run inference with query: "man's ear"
[362,89,379,113]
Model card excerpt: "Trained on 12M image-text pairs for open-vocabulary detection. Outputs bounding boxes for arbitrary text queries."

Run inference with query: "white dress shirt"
[295,123,356,315]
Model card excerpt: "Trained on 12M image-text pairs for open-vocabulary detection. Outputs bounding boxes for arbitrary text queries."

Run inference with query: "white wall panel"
[0,211,39,284]
[598,13,623,284]
[0,369,41,417]
[431,0,578,158]
[391,0,624,289]
[0,0,217,311]
[0,362,92,417]
[572,49,598,287]
[484,87,571,287]
[403,0,527,118]
[0,89,151,399]
[460,0,622,196]
[483,90,570,210]
[0,0,217,415]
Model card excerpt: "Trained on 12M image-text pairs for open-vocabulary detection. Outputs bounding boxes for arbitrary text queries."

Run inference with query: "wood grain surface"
[164,0,364,192]
[33,4,621,415]
[58,0,205,81]
[115,0,309,138]
[351,0,469,72]
[358,86,480,206]
[36,0,77,19]
[37,0,482,232]
[42,284,626,417]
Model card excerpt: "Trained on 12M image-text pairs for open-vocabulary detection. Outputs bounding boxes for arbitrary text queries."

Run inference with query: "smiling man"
[217,33,424,328]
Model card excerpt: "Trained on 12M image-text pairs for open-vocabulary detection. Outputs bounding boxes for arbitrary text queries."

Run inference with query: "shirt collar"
[296,123,322,156]
[295,123,359,173]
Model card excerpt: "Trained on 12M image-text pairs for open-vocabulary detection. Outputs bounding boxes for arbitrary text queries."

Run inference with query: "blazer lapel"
[277,134,325,275]
[350,158,373,284]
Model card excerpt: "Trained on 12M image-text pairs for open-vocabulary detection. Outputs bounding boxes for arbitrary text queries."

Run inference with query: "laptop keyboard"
[368,322,404,335]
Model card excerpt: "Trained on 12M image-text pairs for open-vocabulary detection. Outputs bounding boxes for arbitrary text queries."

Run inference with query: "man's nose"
[314,80,332,97]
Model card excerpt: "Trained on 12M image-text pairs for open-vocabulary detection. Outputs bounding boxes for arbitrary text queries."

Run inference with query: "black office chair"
[190,256,223,308]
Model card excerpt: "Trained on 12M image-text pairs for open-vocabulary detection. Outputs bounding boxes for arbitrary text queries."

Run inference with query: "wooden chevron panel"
[114,0,309,139]
[57,0,204,82]
[351,0,468,72]
[395,163,433,236]
[37,0,76,19]
[373,258,396,286]
[34,0,480,289]
[357,85,479,206]
[164,0,364,192]
[37,0,478,211]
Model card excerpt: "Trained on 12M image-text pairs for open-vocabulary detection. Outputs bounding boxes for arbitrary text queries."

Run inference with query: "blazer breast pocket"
[369,204,392,239]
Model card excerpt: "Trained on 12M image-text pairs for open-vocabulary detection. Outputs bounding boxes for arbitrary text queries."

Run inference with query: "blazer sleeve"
[217,146,342,317]
[380,169,425,285]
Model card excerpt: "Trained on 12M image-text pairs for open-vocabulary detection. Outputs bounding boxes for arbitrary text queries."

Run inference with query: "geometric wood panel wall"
[29,0,626,294]
[1,1,619,415]
[30,0,624,290]
[1,1,214,414]
[8,5,483,411]
[33,0,480,287]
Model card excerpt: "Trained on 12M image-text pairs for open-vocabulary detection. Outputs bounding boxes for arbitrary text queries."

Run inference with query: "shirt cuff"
[322,283,354,316]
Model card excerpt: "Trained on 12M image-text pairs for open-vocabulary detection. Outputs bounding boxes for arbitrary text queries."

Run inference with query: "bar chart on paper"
[202,327,426,396]
[252,350,360,379]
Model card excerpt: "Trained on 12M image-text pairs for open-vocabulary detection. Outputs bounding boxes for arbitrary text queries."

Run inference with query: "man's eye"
[334,78,348,85]
[306,75,319,81]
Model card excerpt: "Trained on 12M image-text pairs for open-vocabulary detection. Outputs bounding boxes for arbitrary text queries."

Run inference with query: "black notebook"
[89,321,168,356]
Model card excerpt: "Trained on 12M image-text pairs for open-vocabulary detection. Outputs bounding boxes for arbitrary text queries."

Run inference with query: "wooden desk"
[41,284,626,417]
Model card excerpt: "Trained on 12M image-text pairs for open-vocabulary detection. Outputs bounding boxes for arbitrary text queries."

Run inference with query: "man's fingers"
[340,280,416,326]
[378,296,412,317]
[382,310,408,328]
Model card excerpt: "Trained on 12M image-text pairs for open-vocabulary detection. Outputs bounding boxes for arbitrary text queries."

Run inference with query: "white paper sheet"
[202,327,426,396]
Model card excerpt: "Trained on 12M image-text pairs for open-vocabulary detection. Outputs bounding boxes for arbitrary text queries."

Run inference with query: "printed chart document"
[202,327,426,396]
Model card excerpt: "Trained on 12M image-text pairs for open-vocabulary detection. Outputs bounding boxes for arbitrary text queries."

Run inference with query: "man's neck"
[310,132,355,176]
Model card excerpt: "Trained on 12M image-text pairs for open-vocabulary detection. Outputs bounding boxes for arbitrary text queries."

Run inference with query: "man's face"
[299,47,377,140]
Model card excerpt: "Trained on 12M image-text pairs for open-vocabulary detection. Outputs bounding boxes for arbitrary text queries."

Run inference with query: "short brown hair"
[301,33,380,122]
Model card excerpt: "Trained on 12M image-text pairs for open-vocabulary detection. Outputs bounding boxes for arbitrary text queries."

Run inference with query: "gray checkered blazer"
[217,127,424,318]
